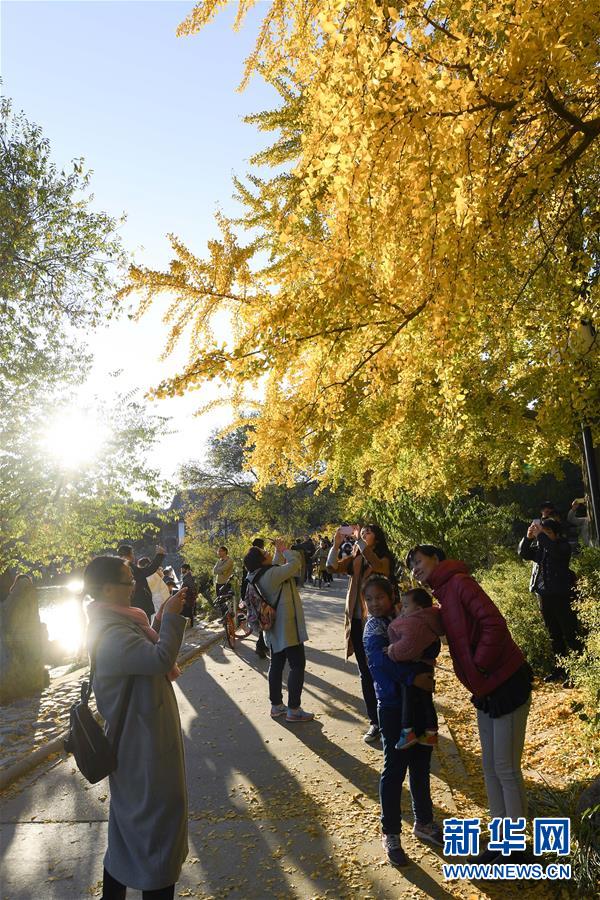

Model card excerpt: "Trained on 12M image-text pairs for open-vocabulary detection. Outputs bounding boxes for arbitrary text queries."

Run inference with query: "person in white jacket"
[138,559,171,614]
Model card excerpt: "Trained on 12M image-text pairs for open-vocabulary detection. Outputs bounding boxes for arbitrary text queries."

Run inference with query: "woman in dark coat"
[84,556,189,900]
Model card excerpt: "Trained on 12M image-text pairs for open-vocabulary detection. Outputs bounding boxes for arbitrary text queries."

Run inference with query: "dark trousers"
[268,643,306,709]
[256,631,267,655]
[350,617,378,726]
[401,683,438,734]
[102,868,175,900]
[537,592,581,660]
[378,705,434,834]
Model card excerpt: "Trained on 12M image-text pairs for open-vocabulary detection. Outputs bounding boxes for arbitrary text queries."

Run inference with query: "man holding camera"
[518,518,580,684]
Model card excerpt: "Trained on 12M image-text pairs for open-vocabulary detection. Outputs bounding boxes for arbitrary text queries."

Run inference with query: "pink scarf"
[100,604,181,681]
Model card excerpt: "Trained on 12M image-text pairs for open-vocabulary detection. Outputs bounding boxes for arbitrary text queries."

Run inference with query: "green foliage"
[0,96,124,346]
[360,492,518,571]
[1,392,173,572]
[179,425,348,543]
[475,552,555,674]
[181,530,250,619]
[0,98,162,574]
[564,548,600,736]
[531,778,600,897]
[178,426,348,612]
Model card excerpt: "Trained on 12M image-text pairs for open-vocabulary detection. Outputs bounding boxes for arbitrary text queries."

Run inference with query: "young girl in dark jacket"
[363,575,443,868]
[407,545,533,864]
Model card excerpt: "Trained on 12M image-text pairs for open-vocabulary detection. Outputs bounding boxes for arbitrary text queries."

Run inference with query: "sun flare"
[42,410,110,470]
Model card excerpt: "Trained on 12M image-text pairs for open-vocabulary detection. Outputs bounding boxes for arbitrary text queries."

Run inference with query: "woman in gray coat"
[244,539,313,723]
[84,555,189,900]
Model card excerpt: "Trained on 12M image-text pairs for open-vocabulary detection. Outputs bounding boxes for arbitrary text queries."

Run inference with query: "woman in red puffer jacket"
[406,544,533,863]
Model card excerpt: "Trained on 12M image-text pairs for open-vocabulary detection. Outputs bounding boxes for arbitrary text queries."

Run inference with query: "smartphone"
[532,519,541,526]
[338,525,356,537]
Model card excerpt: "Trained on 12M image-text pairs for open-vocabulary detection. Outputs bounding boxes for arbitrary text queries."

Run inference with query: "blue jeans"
[378,705,433,834]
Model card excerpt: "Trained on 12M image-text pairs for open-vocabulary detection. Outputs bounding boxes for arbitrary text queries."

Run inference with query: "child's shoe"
[381,833,410,868]
[418,729,438,746]
[395,728,418,749]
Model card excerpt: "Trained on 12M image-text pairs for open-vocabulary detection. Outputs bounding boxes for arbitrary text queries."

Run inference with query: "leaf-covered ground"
[435,645,599,900]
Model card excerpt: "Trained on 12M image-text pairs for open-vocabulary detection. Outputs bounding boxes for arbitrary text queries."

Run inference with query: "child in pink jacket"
[386,588,444,749]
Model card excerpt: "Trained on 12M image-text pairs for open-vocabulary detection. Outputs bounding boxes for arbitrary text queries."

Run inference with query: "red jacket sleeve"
[457,575,510,673]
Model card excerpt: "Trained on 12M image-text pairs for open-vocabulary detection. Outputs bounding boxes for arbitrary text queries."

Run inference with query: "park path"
[1,581,487,900]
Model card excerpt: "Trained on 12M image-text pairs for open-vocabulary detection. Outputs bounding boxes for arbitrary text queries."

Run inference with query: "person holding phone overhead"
[518,517,580,683]
[327,524,395,743]
[84,555,189,900]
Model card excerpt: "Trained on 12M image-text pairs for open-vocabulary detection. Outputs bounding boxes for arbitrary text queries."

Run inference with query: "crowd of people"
[46,497,589,896]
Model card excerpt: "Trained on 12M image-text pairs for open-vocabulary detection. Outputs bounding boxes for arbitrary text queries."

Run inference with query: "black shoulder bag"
[64,643,135,785]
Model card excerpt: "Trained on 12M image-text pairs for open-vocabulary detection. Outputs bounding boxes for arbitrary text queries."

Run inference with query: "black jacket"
[130,552,165,618]
[518,533,572,596]
[181,572,197,618]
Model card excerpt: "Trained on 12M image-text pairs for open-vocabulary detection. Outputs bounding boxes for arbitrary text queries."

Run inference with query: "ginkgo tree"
[123,0,599,498]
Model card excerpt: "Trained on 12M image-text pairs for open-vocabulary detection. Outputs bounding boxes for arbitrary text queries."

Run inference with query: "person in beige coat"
[327,524,395,743]
[84,555,188,900]
[244,539,313,723]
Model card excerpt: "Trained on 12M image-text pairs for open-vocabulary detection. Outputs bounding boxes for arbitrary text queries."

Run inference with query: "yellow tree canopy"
[122,0,600,496]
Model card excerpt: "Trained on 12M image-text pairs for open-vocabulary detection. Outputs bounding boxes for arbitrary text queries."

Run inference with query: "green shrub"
[563,548,600,736]
[181,529,255,619]
[530,778,600,897]
[362,492,519,571]
[475,551,554,673]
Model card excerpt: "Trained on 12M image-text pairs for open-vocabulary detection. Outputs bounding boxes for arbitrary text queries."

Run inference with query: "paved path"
[0,582,470,900]
[0,620,222,788]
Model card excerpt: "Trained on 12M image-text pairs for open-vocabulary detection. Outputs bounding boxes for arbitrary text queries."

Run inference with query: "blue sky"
[1,0,277,479]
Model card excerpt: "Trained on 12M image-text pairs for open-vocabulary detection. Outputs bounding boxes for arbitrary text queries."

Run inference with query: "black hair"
[363,524,395,567]
[117,544,133,557]
[84,556,127,600]
[137,557,151,568]
[243,546,267,573]
[181,563,191,572]
[359,524,397,587]
[363,574,395,603]
[541,517,561,536]
[252,538,265,549]
[406,544,446,568]
[540,503,560,520]
[403,587,433,608]
[219,546,228,554]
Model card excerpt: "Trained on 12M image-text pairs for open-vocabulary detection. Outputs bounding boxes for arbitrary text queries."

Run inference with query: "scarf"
[91,603,181,681]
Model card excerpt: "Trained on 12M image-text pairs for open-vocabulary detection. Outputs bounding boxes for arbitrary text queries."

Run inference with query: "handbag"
[64,644,134,784]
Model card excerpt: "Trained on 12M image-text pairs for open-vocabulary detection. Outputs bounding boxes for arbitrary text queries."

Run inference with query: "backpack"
[246,566,284,632]
[64,641,134,784]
